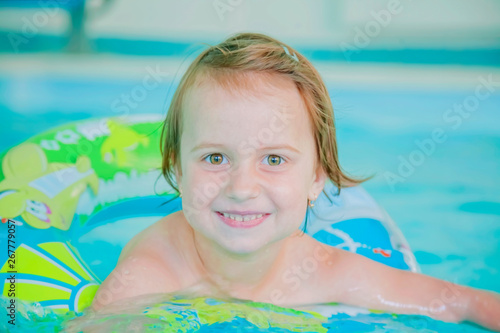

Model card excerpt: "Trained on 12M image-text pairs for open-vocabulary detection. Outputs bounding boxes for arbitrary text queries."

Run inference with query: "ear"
[309,164,327,201]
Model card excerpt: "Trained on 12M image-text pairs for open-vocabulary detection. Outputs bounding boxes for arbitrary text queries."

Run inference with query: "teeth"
[222,213,264,222]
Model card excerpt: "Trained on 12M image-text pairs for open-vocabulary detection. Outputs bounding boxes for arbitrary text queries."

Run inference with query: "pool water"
[1,294,495,332]
[0,60,499,332]
[332,85,500,294]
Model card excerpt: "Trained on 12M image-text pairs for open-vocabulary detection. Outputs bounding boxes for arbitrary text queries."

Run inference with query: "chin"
[221,240,266,255]
[223,233,291,255]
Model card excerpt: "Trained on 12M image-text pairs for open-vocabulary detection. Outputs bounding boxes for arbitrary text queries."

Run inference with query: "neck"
[190,228,300,299]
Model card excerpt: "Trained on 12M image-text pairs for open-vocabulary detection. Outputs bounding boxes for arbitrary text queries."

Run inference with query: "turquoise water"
[0,295,494,332]
[0,71,499,332]
[331,86,500,293]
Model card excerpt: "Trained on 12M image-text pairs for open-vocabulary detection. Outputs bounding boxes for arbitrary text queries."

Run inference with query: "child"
[92,32,500,331]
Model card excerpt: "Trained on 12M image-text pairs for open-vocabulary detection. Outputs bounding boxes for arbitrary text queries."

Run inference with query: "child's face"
[176,73,326,254]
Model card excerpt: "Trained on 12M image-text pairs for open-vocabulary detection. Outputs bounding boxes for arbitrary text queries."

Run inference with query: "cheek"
[181,169,220,226]
[271,170,310,223]
[184,167,225,205]
[271,179,308,217]
[270,168,310,200]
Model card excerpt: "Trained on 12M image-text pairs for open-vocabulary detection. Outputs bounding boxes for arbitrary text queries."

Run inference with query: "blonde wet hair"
[160,32,369,221]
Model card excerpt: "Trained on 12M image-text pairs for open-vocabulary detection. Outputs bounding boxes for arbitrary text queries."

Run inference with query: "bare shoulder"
[259,233,344,306]
[117,210,185,261]
[285,232,342,269]
[274,234,396,306]
[310,239,411,303]
[92,211,193,310]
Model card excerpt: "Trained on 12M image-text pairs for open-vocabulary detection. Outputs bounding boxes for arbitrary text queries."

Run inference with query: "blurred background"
[0,0,499,293]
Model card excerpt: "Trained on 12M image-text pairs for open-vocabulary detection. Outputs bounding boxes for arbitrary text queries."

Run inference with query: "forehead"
[182,72,312,150]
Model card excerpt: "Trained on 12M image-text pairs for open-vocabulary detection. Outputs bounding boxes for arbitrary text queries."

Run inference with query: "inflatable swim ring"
[0,114,418,317]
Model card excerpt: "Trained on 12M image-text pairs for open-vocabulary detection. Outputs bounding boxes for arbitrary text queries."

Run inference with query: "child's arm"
[326,248,500,331]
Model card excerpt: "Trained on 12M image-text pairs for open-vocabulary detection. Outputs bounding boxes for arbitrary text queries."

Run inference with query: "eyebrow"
[190,143,301,153]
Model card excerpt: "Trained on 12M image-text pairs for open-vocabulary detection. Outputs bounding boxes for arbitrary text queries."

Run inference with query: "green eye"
[265,155,284,166]
[205,153,226,165]
[203,154,285,166]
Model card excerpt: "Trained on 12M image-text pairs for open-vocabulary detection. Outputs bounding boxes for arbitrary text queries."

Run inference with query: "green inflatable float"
[0,114,417,331]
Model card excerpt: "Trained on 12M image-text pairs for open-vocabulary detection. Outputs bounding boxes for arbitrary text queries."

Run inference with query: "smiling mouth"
[216,211,269,222]
[215,211,269,228]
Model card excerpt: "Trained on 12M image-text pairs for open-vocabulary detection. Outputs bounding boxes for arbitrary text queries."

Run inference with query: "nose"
[224,162,260,202]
